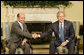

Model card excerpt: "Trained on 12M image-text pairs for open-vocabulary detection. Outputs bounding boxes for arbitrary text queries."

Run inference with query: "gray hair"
[57,11,65,17]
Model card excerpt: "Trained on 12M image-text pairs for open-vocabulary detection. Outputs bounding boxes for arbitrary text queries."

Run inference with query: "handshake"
[32,33,40,39]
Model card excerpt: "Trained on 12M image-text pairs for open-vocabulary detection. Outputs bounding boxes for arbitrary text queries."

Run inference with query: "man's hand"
[33,33,39,39]
[60,41,68,47]
[22,39,27,46]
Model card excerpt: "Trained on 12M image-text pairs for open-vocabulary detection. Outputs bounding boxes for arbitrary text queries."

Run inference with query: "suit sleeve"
[40,25,53,38]
[12,23,33,39]
[67,22,75,42]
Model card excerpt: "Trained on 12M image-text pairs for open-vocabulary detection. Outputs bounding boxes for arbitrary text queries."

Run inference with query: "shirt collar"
[59,21,64,25]
[17,20,23,25]
[17,20,23,27]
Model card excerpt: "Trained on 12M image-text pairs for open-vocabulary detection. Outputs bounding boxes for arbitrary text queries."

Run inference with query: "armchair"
[1,22,33,54]
[55,21,81,54]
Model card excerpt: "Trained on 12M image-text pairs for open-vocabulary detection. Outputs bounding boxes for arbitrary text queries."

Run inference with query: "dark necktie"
[60,24,65,42]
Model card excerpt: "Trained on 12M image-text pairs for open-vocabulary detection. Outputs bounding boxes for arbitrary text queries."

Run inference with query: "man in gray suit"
[34,11,75,54]
[8,12,36,54]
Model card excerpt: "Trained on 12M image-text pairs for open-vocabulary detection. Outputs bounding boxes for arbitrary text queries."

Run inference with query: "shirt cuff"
[38,34,40,37]
[32,34,34,37]
[32,34,40,37]
[66,40,69,43]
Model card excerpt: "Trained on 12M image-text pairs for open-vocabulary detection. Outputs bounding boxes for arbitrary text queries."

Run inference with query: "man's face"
[57,13,65,23]
[18,13,25,24]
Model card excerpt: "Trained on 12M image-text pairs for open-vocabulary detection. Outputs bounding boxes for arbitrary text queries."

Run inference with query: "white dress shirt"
[17,21,23,31]
[17,21,34,38]
[59,22,64,38]
[59,21,69,42]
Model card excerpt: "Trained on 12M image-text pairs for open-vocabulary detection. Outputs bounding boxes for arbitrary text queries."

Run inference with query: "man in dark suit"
[34,11,75,54]
[8,12,36,54]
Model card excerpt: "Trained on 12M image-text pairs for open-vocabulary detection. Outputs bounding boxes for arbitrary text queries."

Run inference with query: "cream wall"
[65,1,83,25]
[1,1,59,23]
[1,1,83,25]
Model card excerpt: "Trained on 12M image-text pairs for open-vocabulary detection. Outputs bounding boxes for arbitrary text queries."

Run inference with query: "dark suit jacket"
[9,21,32,43]
[40,20,75,44]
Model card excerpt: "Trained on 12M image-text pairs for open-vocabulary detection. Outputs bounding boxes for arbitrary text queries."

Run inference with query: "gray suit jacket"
[9,21,32,43]
[40,20,75,43]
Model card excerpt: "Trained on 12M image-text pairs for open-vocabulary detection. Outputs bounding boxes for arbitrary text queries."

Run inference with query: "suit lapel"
[23,24,25,31]
[56,21,59,36]
[16,21,22,30]
[64,20,67,37]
